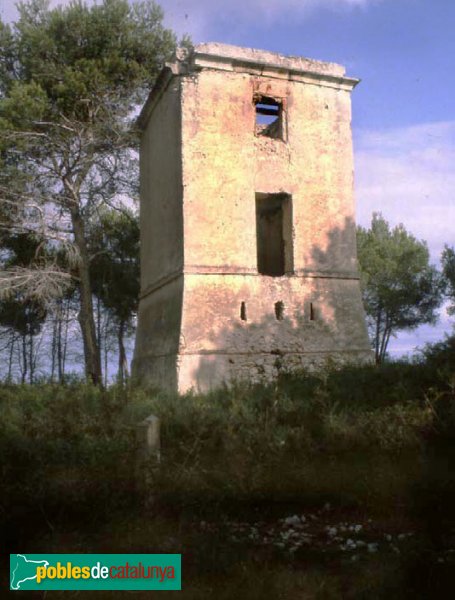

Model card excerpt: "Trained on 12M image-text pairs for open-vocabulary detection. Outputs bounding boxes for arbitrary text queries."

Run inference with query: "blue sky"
[2,0,454,356]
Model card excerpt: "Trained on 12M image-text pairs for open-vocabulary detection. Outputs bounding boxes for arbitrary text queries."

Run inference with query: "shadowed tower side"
[132,43,373,392]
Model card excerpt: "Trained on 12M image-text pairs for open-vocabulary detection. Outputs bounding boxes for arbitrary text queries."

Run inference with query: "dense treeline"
[0,206,139,383]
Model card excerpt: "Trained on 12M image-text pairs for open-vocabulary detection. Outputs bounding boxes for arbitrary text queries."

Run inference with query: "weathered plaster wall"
[132,44,373,393]
[181,70,256,270]
[139,78,183,290]
[180,67,358,271]
[132,76,184,384]
[132,276,184,390]
[177,274,370,392]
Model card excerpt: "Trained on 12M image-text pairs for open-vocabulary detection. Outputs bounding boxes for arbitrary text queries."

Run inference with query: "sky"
[1,0,454,357]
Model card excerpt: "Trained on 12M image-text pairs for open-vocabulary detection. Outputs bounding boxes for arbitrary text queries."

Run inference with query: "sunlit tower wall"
[132,43,372,392]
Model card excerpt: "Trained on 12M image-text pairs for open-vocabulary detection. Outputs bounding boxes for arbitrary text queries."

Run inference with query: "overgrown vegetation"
[2,337,455,597]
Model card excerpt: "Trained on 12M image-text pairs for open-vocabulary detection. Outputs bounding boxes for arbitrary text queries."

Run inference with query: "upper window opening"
[254,96,284,140]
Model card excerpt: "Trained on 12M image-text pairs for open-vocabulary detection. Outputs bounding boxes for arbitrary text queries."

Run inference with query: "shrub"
[2,336,454,541]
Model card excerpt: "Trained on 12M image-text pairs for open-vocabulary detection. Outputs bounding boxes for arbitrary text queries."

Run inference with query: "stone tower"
[132,43,372,393]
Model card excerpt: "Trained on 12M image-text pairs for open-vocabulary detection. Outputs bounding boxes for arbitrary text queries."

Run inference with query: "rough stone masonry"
[132,43,373,393]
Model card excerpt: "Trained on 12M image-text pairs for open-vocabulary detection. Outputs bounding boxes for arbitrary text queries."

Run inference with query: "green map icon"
[10,554,49,590]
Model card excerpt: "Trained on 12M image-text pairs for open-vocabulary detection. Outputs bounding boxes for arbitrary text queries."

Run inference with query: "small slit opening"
[275,301,284,321]
[240,301,247,321]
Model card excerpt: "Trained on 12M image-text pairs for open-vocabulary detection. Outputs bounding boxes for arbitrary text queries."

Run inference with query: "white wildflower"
[284,515,301,527]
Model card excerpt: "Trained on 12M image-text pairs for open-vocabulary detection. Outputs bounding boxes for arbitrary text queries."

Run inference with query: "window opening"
[310,302,315,321]
[254,95,283,139]
[240,302,247,321]
[275,301,284,321]
[255,193,293,276]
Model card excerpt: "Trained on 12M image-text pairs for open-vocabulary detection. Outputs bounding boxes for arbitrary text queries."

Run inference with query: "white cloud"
[1,0,72,24]
[355,120,455,264]
[387,304,453,357]
[160,0,382,40]
[2,0,381,38]
[0,0,20,23]
[355,120,455,355]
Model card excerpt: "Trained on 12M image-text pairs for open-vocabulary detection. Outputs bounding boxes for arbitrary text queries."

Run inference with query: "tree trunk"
[117,319,128,386]
[21,333,27,384]
[61,297,70,381]
[51,308,57,382]
[380,325,393,364]
[29,330,34,384]
[7,333,15,382]
[375,310,382,364]
[103,311,109,387]
[96,295,102,356]
[71,208,102,385]
[56,302,63,382]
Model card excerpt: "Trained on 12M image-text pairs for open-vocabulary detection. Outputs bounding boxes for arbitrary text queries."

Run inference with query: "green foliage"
[441,245,455,315]
[0,298,46,337]
[89,208,140,322]
[2,337,454,544]
[0,0,178,202]
[0,81,48,128]
[141,340,453,508]
[0,382,151,530]
[3,0,176,116]
[357,213,444,363]
[0,0,182,382]
[88,207,140,382]
[0,233,47,339]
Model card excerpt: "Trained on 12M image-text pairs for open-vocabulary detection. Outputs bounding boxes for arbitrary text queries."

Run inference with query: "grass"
[2,335,455,597]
